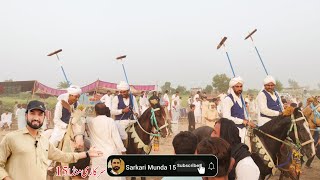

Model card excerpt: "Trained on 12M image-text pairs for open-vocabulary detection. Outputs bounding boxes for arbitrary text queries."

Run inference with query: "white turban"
[67,85,82,95]
[263,75,276,85]
[117,81,130,90]
[229,76,244,87]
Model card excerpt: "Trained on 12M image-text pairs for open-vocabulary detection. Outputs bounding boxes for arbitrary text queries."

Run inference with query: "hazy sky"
[1,0,319,90]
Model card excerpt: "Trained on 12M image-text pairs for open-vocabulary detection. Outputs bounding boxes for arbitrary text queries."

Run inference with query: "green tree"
[57,81,69,89]
[212,74,231,93]
[161,82,172,93]
[275,80,283,92]
[176,85,187,94]
[288,79,300,89]
[204,85,213,94]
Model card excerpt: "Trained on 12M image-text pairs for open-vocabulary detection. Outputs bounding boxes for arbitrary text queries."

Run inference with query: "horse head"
[70,105,87,151]
[303,96,320,133]
[289,107,315,159]
[148,102,168,138]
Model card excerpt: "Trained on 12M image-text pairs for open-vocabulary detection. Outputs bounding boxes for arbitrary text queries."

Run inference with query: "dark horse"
[193,107,315,180]
[126,104,168,180]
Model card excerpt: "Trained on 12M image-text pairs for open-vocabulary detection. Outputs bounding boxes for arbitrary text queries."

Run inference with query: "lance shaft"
[217,38,249,119]
[118,56,136,114]
[56,54,71,86]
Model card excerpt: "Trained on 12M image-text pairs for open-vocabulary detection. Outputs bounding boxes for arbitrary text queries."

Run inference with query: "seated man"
[0,109,12,130]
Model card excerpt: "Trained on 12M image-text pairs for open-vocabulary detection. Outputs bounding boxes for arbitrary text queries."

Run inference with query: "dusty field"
[1,118,319,180]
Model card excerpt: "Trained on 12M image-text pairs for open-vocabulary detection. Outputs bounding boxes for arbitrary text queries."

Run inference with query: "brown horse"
[126,104,168,180]
[302,97,320,136]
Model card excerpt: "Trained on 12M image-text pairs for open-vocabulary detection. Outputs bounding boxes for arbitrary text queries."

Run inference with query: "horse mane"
[258,115,291,134]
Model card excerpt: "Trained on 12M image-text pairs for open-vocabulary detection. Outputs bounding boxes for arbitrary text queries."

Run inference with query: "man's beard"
[235,90,242,95]
[113,166,120,171]
[27,119,43,129]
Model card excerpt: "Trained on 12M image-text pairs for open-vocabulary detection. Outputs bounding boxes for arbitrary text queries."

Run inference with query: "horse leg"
[141,177,146,180]
[131,177,136,180]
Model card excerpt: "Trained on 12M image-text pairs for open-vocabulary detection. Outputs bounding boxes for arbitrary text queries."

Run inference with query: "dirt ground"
[1,118,319,180]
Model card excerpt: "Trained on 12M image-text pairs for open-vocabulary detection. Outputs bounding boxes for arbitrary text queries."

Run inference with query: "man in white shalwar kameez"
[139,91,149,115]
[0,110,12,129]
[100,90,113,109]
[257,75,283,126]
[49,85,82,147]
[87,103,126,180]
[222,77,256,143]
[193,97,202,124]
[15,104,26,129]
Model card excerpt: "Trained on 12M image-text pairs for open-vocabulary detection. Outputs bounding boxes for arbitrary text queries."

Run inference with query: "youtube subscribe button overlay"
[107,155,218,177]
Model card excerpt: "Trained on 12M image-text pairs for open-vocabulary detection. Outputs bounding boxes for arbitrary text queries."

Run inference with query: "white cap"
[67,85,82,95]
[117,81,130,90]
[229,76,244,87]
[263,75,276,85]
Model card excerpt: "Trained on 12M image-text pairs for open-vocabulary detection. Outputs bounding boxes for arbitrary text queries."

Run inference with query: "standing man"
[201,96,209,124]
[49,85,82,147]
[100,90,112,109]
[257,75,283,126]
[139,91,149,115]
[193,97,202,124]
[111,81,139,144]
[86,103,126,180]
[205,102,219,127]
[163,90,172,135]
[0,100,103,180]
[222,77,255,143]
[16,104,26,129]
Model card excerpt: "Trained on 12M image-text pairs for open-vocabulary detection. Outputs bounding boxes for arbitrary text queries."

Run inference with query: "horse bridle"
[255,110,314,150]
[135,108,168,137]
[287,111,314,149]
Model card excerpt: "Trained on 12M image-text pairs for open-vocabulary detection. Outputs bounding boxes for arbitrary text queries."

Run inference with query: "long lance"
[116,55,137,117]
[245,29,283,111]
[217,37,250,119]
[47,49,71,86]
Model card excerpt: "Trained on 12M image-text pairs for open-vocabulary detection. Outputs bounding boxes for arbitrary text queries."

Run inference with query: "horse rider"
[111,81,139,146]
[256,75,283,127]
[49,85,82,147]
[222,76,256,143]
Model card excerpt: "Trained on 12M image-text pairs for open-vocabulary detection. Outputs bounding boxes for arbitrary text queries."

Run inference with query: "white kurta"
[163,93,171,111]
[256,90,283,126]
[171,94,180,106]
[16,108,26,129]
[193,94,199,102]
[0,113,12,128]
[87,115,126,180]
[49,95,75,147]
[171,104,180,123]
[100,94,112,108]
[235,156,260,180]
[222,92,247,143]
[193,101,201,123]
[139,96,149,115]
